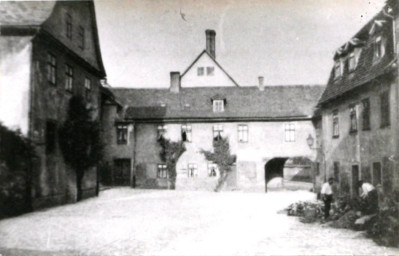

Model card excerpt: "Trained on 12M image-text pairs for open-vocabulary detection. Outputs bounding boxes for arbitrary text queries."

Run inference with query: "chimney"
[205,29,216,59]
[170,72,180,93]
[258,76,264,91]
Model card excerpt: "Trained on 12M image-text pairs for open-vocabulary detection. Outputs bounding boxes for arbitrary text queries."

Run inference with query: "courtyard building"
[102,30,324,191]
[316,2,399,196]
[0,0,106,207]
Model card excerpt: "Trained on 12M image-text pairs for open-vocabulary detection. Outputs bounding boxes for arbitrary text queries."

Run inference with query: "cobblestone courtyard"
[0,188,398,256]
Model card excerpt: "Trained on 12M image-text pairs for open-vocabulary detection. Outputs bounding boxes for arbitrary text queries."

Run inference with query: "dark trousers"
[323,194,333,219]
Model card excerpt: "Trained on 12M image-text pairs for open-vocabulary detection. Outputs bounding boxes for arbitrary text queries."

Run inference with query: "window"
[84,77,91,99]
[47,53,56,85]
[78,26,85,49]
[284,123,295,142]
[374,36,384,61]
[197,67,204,76]
[238,124,248,143]
[372,162,382,186]
[208,163,218,177]
[380,91,390,127]
[334,61,341,79]
[333,162,340,183]
[116,124,128,144]
[349,105,357,133]
[157,125,167,140]
[181,124,192,142]
[332,110,339,138]
[66,13,72,39]
[157,164,168,178]
[213,125,223,140]
[188,164,198,177]
[362,98,370,130]
[114,159,131,185]
[213,100,224,113]
[352,165,360,197]
[65,65,73,91]
[315,162,320,176]
[46,121,57,154]
[348,52,356,72]
[207,66,215,76]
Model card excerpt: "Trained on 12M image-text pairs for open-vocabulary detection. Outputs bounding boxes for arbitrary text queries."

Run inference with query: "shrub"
[0,123,36,218]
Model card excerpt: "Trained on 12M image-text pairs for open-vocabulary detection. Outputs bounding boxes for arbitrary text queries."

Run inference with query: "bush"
[0,123,36,218]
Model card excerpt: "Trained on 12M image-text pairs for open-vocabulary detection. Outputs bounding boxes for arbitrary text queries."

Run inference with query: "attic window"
[373,36,385,62]
[197,67,204,76]
[348,52,356,72]
[66,13,72,39]
[213,100,224,112]
[207,67,215,76]
[334,61,341,79]
[78,26,85,49]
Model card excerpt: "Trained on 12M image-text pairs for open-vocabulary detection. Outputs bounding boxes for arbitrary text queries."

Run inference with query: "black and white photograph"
[1,0,399,255]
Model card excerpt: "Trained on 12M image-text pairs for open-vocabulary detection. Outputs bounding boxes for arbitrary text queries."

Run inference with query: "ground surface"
[0,188,398,256]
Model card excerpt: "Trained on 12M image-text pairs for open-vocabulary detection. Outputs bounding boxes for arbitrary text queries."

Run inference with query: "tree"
[158,136,186,189]
[201,137,236,192]
[59,96,102,201]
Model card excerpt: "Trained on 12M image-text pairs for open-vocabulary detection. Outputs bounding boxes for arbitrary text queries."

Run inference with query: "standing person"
[358,180,378,214]
[321,178,334,220]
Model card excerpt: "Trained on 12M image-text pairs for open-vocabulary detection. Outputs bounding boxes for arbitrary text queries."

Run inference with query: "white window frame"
[181,124,192,142]
[348,52,356,72]
[284,123,295,142]
[157,164,168,178]
[208,163,218,177]
[213,124,223,139]
[116,124,128,144]
[238,124,248,143]
[374,36,384,61]
[213,100,224,112]
[157,125,167,140]
[188,163,198,177]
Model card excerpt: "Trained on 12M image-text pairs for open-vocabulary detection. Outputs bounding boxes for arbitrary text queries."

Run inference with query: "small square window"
[207,67,215,76]
[157,164,168,178]
[208,163,218,177]
[197,67,204,76]
[116,124,128,144]
[213,100,224,113]
[188,163,198,177]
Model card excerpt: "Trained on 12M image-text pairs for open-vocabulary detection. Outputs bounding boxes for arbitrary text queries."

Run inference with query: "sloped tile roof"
[111,86,325,121]
[318,9,396,105]
[0,1,55,26]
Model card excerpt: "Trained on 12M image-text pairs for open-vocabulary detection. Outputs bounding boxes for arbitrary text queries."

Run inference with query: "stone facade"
[0,1,106,208]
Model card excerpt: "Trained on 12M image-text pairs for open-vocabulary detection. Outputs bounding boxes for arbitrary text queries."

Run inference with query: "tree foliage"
[201,137,236,191]
[158,136,186,189]
[0,123,36,217]
[59,96,102,201]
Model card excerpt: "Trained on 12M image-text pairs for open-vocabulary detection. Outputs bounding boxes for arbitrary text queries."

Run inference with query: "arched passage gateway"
[264,157,313,192]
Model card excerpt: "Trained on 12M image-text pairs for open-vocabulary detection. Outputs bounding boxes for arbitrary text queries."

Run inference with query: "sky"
[94,0,386,88]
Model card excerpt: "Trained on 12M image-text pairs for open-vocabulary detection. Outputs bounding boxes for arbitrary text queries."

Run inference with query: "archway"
[264,158,288,192]
[264,157,313,192]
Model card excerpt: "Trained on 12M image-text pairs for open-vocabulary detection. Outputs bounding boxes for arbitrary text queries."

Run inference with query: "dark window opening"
[78,26,85,49]
[333,162,340,183]
[47,53,56,85]
[46,121,57,154]
[65,65,73,91]
[349,105,357,133]
[157,164,168,178]
[372,162,382,186]
[362,98,370,130]
[116,124,128,144]
[380,91,390,128]
[66,13,72,39]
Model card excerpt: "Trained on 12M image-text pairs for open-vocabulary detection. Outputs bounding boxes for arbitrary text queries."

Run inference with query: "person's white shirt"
[360,183,375,198]
[321,182,333,195]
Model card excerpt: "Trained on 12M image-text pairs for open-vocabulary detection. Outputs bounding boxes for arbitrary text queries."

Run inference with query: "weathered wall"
[180,53,237,87]
[319,78,397,195]
[133,120,316,191]
[0,37,32,135]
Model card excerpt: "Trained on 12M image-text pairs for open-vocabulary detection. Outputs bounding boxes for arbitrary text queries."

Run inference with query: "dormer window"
[213,100,224,112]
[207,67,215,76]
[334,61,341,79]
[197,67,204,76]
[348,52,356,72]
[78,26,85,49]
[373,36,385,62]
[65,13,72,39]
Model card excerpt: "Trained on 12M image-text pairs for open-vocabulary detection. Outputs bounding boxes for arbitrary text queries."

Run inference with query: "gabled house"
[316,2,399,196]
[102,30,324,191]
[0,0,106,207]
